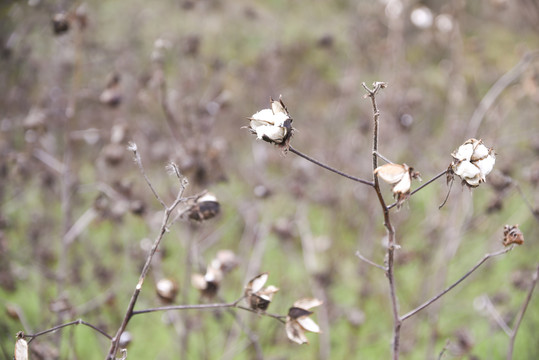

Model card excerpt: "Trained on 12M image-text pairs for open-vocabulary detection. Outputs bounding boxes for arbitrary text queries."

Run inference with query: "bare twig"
[129,142,166,208]
[132,299,243,316]
[373,150,393,164]
[289,146,374,187]
[387,169,449,210]
[401,246,514,321]
[24,319,112,343]
[507,263,539,359]
[355,250,387,271]
[467,51,539,136]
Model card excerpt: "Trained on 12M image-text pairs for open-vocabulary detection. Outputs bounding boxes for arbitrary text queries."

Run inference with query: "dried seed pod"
[52,13,70,35]
[244,273,279,311]
[187,193,220,221]
[285,298,323,344]
[247,96,294,148]
[119,331,132,348]
[374,163,420,208]
[156,278,178,303]
[502,224,524,246]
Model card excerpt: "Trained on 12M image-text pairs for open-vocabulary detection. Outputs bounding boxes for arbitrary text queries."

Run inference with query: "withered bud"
[52,13,70,35]
[503,225,524,246]
[187,193,220,221]
[192,264,223,299]
[156,278,178,303]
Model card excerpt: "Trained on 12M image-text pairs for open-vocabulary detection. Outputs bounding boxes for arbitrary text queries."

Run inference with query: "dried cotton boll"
[156,278,178,303]
[247,97,294,148]
[52,13,70,35]
[119,331,133,348]
[374,163,421,208]
[285,298,323,345]
[187,193,220,221]
[451,138,496,187]
[244,273,279,311]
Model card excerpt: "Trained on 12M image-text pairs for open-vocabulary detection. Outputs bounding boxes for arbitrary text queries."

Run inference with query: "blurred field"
[1,0,539,359]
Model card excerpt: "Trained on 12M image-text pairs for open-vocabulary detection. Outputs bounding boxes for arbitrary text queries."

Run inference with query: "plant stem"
[507,263,539,359]
[401,246,513,321]
[288,146,374,187]
[363,82,401,360]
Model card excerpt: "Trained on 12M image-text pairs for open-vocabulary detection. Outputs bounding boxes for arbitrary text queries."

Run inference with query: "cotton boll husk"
[392,172,411,195]
[297,317,321,333]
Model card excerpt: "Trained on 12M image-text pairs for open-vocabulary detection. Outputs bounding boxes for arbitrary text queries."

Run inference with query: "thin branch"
[467,51,539,136]
[401,246,514,322]
[132,301,238,316]
[24,319,112,343]
[128,142,166,208]
[513,183,539,223]
[356,250,387,271]
[373,150,393,164]
[481,295,512,336]
[507,263,539,359]
[289,146,374,187]
[387,169,449,210]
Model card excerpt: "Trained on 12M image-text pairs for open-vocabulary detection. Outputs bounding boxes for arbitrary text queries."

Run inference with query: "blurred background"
[1,0,538,359]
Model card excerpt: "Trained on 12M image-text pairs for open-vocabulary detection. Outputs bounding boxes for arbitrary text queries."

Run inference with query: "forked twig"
[24,319,112,344]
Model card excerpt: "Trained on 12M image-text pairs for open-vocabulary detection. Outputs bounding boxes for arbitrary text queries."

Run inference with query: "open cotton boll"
[247,97,294,147]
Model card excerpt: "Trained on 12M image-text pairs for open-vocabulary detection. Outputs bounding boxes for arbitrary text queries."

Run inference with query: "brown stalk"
[362,82,402,360]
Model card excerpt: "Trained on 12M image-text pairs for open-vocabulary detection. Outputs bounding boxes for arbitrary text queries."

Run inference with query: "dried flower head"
[451,138,496,187]
[14,332,28,360]
[374,163,420,208]
[247,97,293,148]
[285,298,323,344]
[156,278,179,303]
[186,193,220,221]
[244,273,279,311]
[503,224,524,246]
